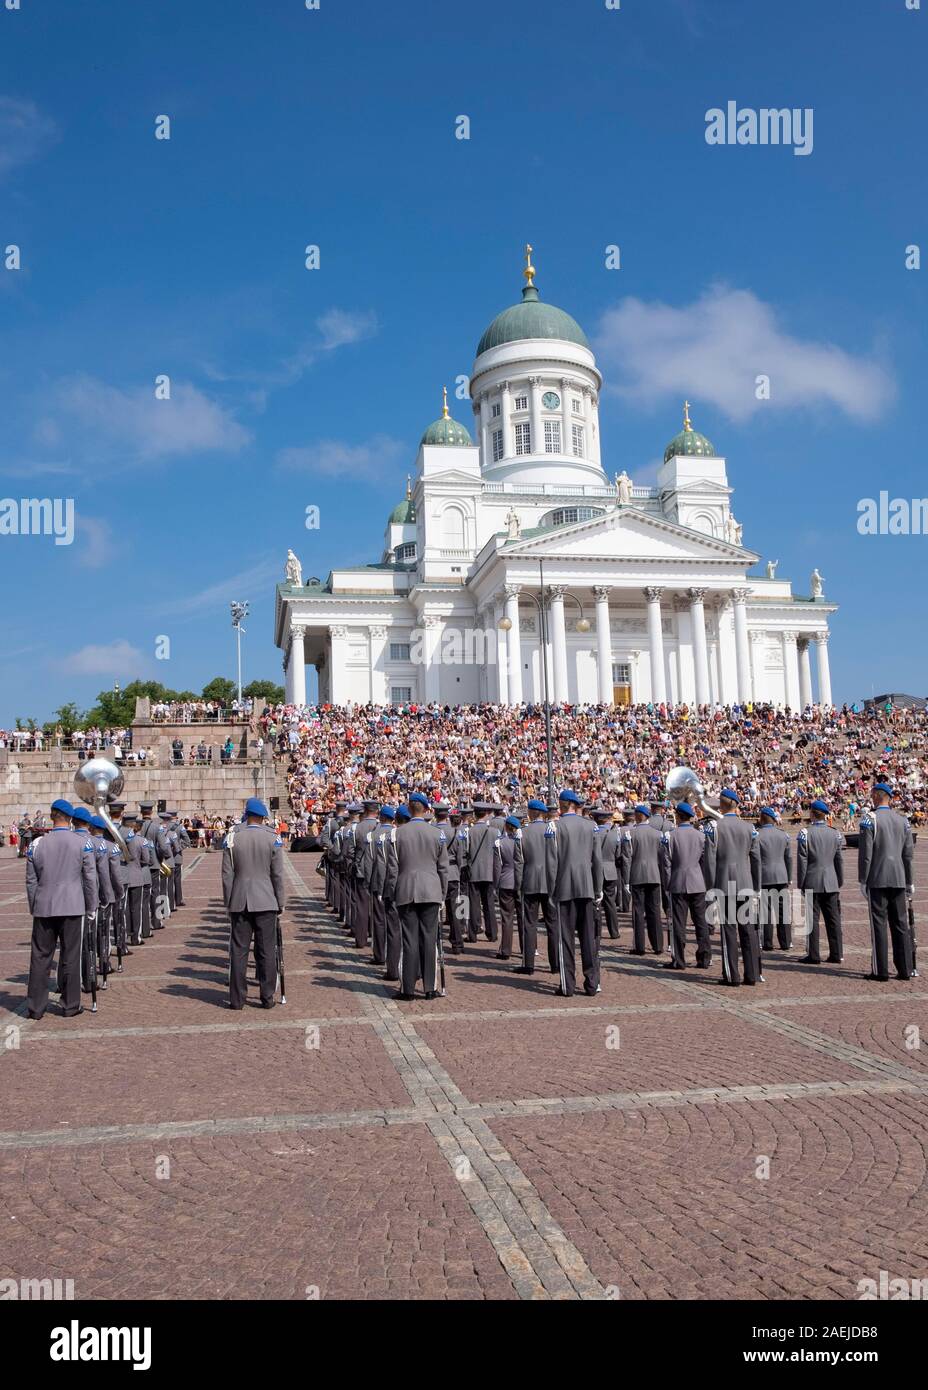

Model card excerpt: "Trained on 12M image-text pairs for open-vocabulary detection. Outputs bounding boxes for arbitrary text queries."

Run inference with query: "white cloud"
[0,97,58,181]
[76,515,114,569]
[202,308,378,392]
[59,640,146,676]
[316,308,378,352]
[157,558,281,618]
[595,286,896,424]
[276,434,404,480]
[49,375,251,462]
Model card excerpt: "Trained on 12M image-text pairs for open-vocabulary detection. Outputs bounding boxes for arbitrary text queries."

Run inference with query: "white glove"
[906,885,915,900]
[594,894,603,906]
[624,884,631,895]
[859,883,869,900]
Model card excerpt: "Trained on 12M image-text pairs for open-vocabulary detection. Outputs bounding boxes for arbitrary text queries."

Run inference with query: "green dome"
[389,497,416,525]
[663,405,716,464]
[419,414,473,448]
[477,285,589,356]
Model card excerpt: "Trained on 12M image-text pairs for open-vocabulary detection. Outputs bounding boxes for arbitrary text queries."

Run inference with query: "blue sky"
[0,0,925,722]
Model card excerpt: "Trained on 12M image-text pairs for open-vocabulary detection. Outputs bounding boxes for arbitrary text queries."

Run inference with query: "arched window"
[689,511,718,538]
[440,505,466,549]
[540,506,605,529]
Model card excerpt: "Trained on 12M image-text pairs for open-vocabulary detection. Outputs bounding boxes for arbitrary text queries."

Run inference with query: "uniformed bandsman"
[26,799,98,1019]
[352,799,380,950]
[796,800,844,966]
[121,812,152,946]
[757,807,793,951]
[621,804,666,956]
[465,802,500,943]
[703,789,763,986]
[369,806,395,966]
[435,803,464,955]
[660,802,711,969]
[553,789,603,997]
[384,791,449,1001]
[494,816,523,960]
[89,814,121,978]
[222,797,286,1010]
[592,806,622,941]
[858,782,916,982]
[171,814,191,906]
[517,799,558,975]
[142,805,173,931]
[107,799,131,956]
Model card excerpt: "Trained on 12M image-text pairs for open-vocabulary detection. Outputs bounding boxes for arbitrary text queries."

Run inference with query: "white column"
[529,375,543,457]
[477,396,489,466]
[423,615,442,703]
[285,626,306,706]
[782,630,800,709]
[284,645,294,704]
[500,380,512,459]
[707,639,719,705]
[327,625,346,704]
[593,586,613,704]
[644,586,667,704]
[797,638,813,709]
[495,600,509,703]
[504,585,523,704]
[549,586,568,703]
[560,378,571,459]
[816,632,833,707]
[731,588,752,702]
[689,588,710,705]
[368,625,388,705]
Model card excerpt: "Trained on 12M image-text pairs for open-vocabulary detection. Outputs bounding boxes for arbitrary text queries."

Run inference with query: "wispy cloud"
[276,433,404,480]
[0,97,58,181]
[75,515,116,570]
[203,308,378,398]
[47,375,251,462]
[1,460,77,478]
[156,558,281,618]
[58,639,147,677]
[595,286,896,424]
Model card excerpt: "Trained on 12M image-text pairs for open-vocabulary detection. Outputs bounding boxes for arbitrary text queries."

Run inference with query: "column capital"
[781,629,798,643]
[504,583,522,600]
[688,587,708,603]
[528,374,540,386]
[815,630,830,645]
[328,624,347,639]
[750,629,767,643]
[592,585,612,602]
[731,587,751,604]
[368,624,388,640]
[423,614,442,628]
[547,584,568,601]
[643,585,664,603]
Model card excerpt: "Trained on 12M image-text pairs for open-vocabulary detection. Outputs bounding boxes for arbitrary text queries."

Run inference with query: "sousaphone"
[665,766,722,821]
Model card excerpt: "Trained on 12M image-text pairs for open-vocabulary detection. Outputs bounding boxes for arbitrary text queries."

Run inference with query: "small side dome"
[664,401,716,464]
[419,386,473,448]
[389,476,417,525]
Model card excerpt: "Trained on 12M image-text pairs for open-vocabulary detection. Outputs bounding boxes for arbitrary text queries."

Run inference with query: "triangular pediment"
[504,506,756,563]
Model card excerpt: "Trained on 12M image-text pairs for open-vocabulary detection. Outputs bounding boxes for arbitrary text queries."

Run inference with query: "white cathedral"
[274,249,836,709]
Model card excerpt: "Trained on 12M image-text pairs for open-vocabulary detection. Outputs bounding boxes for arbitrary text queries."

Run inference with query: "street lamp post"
[230,601,249,706]
[498,558,589,805]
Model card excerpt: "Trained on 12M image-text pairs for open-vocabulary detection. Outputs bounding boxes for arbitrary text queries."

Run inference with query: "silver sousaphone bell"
[73,757,131,860]
[665,765,722,821]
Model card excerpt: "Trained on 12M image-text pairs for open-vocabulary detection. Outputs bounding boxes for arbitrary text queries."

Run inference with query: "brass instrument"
[665,766,722,821]
[73,757,131,861]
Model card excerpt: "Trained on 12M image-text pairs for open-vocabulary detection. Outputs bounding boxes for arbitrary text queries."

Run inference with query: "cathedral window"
[395,542,417,561]
[544,420,562,453]
[391,687,412,704]
[571,423,585,457]
[514,422,532,455]
[572,398,583,414]
[389,643,411,661]
[492,428,504,462]
[541,506,604,528]
[491,402,501,418]
[514,394,528,412]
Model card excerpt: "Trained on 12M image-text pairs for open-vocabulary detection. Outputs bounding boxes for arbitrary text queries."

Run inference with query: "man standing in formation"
[385,791,448,1001]
[593,806,622,941]
[797,799,844,966]
[704,789,762,986]
[859,782,916,982]
[222,797,286,1011]
[26,799,97,1019]
[553,789,603,997]
[661,801,711,970]
[757,806,792,952]
[622,804,665,956]
[517,798,559,975]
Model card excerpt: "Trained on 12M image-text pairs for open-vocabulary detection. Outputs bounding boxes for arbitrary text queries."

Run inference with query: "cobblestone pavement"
[1,845,927,1301]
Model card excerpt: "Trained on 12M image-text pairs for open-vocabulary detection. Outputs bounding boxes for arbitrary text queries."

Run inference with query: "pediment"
[505,506,755,563]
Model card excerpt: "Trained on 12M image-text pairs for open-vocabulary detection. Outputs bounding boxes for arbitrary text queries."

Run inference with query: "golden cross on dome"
[683,400,692,431]
[523,243,536,287]
[442,385,450,419]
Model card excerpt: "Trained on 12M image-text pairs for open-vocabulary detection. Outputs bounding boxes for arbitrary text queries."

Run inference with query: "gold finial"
[442,385,450,419]
[406,473,411,499]
[523,242,535,287]
[683,399,692,431]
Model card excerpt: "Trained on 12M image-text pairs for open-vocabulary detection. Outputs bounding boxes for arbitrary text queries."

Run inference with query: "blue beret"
[51,799,74,816]
[675,802,694,818]
[720,788,739,804]
[811,799,829,814]
[558,789,582,805]
[396,805,411,821]
[409,791,429,808]
[874,782,894,796]
[71,807,93,824]
[760,807,778,821]
[634,804,651,817]
[379,805,395,819]
[527,799,547,813]
[245,797,268,818]
[505,815,521,829]
[90,815,107,830]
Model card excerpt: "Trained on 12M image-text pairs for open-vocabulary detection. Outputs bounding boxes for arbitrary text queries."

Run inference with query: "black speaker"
[270,796,279,811]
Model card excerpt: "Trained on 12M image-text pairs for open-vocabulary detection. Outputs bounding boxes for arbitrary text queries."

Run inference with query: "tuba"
[74,757,131,861]
[665,765,722,821]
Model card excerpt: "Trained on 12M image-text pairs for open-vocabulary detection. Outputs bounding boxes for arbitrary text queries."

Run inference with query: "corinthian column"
[504,585,523,704]
[548,586,568,703]
[797,637,813,709]
[816,631,833,706]
[644,586,666,704]
[731,588,752,703]
[593,586,613,704]
[688,588,710,705]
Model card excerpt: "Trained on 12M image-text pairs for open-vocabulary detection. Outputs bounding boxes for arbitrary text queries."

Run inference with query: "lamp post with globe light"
[498,558,590,804]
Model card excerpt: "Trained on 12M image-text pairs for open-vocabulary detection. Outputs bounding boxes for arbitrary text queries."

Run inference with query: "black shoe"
[798,956,820,965]
[392,991,416,1002]
[122,948,133,957]
[896,974,912,981]
[827,956,843,964]
[554,987,573,997]
[495,952,510,960]
[228,1003,244,1010]
[382,973,399,982]
[629,949,646,956]
[696,962,711,969]
[662,961,684,970]
[866,973,890,982]
[512,966,534,975]
[261,1000,276,1010]
[27,1010,41,1020]
[424,991,439,1001]
[62,1005,85,1017]
[450,946,464,955]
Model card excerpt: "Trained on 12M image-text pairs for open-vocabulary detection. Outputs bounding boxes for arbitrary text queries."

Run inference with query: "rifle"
[436,904,446,997]
[276,914,287,1004]
[82,912,98,1013]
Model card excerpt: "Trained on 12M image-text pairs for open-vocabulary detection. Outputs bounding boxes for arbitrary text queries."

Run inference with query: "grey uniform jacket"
[143,821,172,878]
[26,827,98,917]
[494,834,523,892]
[221,825,286,913]
[796,823,845,892]
[385,819,449,907]
[93,839,119,906]
[661,822,707,893]
[369,825,391,895]
[757,824,792,886]
[465,821,501,884]
[174,824,191,856]
[621,823,665,886]
[124,830,152,888]
[321,816,340,852]
[445,827,466,885]
[354,817,379,881]
[858,807,914,889]
[598,826,623,883]
[551,814,603,903]
[704,815,761,895]
[108,822,129,890]
[520,819,558,895]
[650,812,676,836]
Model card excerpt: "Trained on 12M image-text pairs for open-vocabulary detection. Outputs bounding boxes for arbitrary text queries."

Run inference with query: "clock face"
[542,391,560,410]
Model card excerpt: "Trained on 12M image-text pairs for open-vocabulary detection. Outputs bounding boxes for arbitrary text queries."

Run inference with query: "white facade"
[274,259,836,708]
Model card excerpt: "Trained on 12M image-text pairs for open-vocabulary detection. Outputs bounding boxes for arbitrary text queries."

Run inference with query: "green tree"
[43,703,85,736]
[201,676,237,705]
[243,679,285,704]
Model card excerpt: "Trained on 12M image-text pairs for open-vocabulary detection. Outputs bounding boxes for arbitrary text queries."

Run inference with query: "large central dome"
[476,283,589,357]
